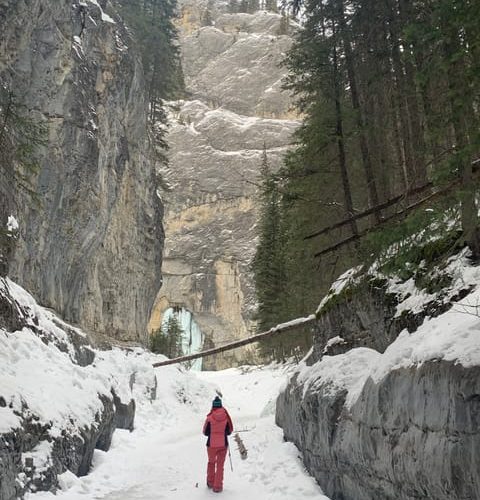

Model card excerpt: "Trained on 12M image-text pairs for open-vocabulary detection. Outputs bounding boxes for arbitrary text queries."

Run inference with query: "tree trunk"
[388,9,416,195]
[152,315,316,367]
[332,25,358,237]
[397,0,427,188]
[337,0,381,223]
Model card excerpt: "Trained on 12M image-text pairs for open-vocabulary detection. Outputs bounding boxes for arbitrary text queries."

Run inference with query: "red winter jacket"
[202,408,233,448]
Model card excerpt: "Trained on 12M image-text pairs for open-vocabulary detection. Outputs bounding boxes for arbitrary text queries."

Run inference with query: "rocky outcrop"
[276,255,480,499]
[309,276,471,362]
[1,396,114,499]
[150,1,299,368]
[0,280,25,333]
[0,277,148,500]
[277,361,480,500]
[0,392,137,500]
[181,11,297,118]
[0,0,163,343]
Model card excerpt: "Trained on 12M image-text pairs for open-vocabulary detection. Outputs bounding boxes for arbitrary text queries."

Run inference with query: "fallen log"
[152,315,316,368]
[314,171,480,258]
[306,157,480,242]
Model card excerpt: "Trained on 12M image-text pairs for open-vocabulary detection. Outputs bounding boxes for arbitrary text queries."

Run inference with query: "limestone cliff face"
[277,361,480,500]
[276,263,480,499]
[149,1,299,368]
[0,0,163,342]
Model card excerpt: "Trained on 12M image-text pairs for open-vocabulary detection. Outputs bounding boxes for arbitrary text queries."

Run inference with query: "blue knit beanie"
[212,396,222,408]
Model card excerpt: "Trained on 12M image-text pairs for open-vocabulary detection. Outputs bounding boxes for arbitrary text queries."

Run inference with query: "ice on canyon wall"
[161,307,205,370]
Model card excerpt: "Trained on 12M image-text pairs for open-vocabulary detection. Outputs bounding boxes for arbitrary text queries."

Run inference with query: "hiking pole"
[228,446,233,472]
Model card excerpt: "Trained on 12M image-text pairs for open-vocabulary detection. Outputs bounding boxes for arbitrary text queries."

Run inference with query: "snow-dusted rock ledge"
[277,359,480,500]
[0,278,157,500]
[277,252,480,500]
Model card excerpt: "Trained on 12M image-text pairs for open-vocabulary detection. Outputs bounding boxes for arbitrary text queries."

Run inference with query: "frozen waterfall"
[161,307,204,370]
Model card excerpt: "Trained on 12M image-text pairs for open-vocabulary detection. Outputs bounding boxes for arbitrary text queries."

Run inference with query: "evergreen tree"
[277,0,363,312]
[151,313,184,358]
[404,0,480,255]
[252,146,289,359]
[116,0,185,127]
[0,82,46,276]
[269,0,480,324]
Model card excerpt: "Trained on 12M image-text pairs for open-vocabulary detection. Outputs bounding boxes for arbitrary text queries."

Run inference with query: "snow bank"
[315,265,363,314]
[0,277,159,495]
[2,278,86,360]
[385,248,480,316]
[0,278,157,434]
[384,250,479,318]
[371,288,480,381]
[322,335,346,353]
[298,249,480,408]
[0,406,22,433]
[297,348,381,407]
[1,326,108,434]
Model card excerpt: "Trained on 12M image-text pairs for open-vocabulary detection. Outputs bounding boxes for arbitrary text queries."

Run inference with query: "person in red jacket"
[202,396,233,493]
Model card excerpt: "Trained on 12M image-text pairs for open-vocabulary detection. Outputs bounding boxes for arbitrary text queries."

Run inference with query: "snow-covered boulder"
[0,278,157,500]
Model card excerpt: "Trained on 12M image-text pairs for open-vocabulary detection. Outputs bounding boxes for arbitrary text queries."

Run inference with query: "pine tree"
[151,313,184,358]
[116,0,185,126]
[270,0,480,315]
[414,0,480,255]
[0,82,46,276]
[252,146,289,359]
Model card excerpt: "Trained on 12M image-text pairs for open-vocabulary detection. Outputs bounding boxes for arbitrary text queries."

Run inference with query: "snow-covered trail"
[29,365,329,500]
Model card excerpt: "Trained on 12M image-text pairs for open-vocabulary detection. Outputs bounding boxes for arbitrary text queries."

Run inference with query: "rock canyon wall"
[0,0,164,343]
[149,1,299,368]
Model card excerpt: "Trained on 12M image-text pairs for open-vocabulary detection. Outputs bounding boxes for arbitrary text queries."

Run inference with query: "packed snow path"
[29,365,329,500]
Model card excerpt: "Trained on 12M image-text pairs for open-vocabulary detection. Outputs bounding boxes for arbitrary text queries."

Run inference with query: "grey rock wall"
[309,278,469,362]
[151,2,299,368]
[0,0,163,342]
[276,270,480,500]
[0,393,135,500]
[277,361,480,500]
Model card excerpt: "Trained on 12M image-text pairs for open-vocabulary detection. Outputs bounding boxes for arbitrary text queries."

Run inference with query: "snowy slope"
[0,279,155,434]
[0,277,159,498]
[300,248,480,408]
[28,365,329,500]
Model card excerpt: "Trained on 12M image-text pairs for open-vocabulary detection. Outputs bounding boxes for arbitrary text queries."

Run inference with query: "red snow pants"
[207,446,228,491]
